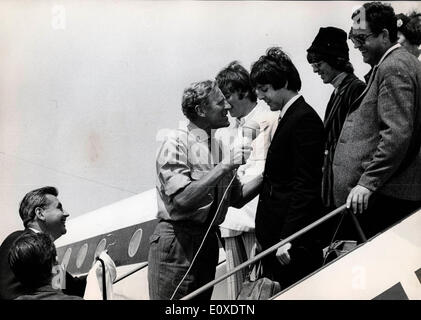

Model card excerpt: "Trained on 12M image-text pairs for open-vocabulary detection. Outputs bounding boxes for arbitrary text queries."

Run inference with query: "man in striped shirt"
[306,27,365,243]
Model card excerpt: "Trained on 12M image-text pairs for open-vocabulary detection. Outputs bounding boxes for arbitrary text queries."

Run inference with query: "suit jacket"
[0,229,86,300]
[255,96,325,248]
[333,46,421,206]
[15,285,84,300]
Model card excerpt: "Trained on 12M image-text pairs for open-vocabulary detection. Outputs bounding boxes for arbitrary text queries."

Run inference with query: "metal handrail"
[113,262,148,284]
[181,204,352,300]
[96,257,107,300]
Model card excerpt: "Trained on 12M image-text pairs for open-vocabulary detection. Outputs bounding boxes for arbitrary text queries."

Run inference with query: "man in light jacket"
[333,2,421,239]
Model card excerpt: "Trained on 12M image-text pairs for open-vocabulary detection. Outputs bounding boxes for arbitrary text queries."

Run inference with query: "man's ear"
[35,207,46,221]
[381,28,391,44]
[237,91,244,100]
[195,104,206,117]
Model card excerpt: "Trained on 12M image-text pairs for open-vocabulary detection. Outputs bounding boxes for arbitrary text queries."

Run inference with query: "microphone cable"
[169,169,238,300]
[170,120,259,299]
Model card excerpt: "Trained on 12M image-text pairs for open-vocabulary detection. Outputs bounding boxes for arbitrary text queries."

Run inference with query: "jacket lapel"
[272,96,303,142]
[324,74,356,128]
[348,65,378,114]
[348,46,400,114]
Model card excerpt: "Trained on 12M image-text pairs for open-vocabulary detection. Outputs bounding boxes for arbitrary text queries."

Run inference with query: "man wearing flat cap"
[307,27,365,243]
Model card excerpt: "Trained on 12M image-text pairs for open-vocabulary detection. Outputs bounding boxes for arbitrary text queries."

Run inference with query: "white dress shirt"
[217,101,279,234]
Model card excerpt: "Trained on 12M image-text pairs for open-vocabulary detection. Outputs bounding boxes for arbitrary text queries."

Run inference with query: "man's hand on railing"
[346,185,373,214]
[276,242,292,265]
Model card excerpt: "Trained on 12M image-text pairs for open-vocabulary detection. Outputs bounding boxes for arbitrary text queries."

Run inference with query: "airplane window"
[76,243,88,269]
[128,228,142,258]
[61,248,72,270]
[94,238,107,260]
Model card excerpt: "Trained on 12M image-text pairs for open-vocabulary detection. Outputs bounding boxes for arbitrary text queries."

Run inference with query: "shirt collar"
[236,102,258,127]
[280,94,301,119]
[364,43,401,84]
[331,72,348,90]
[28,227,40,233]
[375,43,401,67]
[187,121,211,143]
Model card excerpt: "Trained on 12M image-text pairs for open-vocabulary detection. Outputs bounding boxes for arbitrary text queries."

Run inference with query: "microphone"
[241,119,260,144]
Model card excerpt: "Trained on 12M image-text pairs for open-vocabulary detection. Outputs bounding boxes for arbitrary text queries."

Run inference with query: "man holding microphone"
[148,80,262,300]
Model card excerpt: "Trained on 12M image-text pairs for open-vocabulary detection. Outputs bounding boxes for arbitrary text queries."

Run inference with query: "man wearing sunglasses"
[333,2,421,239]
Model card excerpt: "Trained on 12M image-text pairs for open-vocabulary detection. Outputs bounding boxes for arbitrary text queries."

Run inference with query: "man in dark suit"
[0,186,86,299]
[333,2,421,239]
[250,47,325,289]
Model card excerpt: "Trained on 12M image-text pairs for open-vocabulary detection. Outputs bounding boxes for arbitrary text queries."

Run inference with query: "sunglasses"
[349,32,376,45]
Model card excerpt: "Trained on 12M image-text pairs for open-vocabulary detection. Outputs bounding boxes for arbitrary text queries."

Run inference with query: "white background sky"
[1,1,420,242]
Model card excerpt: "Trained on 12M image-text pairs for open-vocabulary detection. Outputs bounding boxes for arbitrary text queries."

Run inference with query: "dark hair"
[181,80,216,122]
[215,61,257,102]
[397,11,421,46]
[9,232,57,288]
[306,52,354,73]
[250,47,301,91]
[352,2,397,43]
[19,186,58,228]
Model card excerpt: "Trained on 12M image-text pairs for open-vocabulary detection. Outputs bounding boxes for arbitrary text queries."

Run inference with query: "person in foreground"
[250,47,325,290]
[215,61,279,299]
[148,80,262,300]
[9,232,83,300]
[333,2,421,239]
[0,186,87,300]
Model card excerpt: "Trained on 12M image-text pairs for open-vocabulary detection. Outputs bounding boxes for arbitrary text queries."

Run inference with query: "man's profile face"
[41,195,69,240]
[350,25,385,66]
[255,84,284,111]
[203,87,231,129]
[223,91,245,118]
[311,61,339,84]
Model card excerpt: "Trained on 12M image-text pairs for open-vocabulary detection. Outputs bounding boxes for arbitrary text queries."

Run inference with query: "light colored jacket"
[333,46,421,206]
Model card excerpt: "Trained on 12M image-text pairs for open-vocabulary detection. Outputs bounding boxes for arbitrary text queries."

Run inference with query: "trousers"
[147,220,219,300]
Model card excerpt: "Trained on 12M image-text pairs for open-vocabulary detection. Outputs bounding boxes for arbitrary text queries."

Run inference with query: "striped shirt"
[322,73,366,208]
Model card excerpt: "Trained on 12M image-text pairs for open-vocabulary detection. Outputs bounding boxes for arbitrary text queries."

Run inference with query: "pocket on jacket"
[149,232,176,262]
[149,233,160,245]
